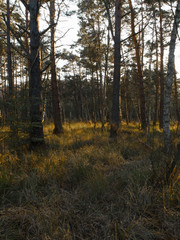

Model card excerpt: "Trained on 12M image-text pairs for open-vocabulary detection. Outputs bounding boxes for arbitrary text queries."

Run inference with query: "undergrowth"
[0,122,179,239]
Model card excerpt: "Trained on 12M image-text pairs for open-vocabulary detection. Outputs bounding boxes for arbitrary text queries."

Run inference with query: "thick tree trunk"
[128,0,147,130]
[110,0,121,138]
[29,0,44,145]
[163,0,180,153]
[50,0,63,134]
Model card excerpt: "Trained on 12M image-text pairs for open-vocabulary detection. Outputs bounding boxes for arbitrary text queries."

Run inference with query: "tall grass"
[0,122,179,239]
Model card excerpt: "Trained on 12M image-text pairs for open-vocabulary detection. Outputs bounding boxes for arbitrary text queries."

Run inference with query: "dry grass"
[0,122,179,239]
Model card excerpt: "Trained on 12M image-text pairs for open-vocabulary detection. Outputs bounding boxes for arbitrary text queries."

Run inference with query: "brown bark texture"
[29,0,44,144]
[6,0,15,130]
[128,0,147,130]
[110,0,121,138]
[50,0,63,134]
[159,0,165,129]
[163,0,180,153]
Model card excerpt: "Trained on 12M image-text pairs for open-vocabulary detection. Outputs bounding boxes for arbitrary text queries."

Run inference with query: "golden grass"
[0,122,179,239]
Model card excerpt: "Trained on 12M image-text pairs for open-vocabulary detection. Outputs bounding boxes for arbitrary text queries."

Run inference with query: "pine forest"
[0,0,180,239]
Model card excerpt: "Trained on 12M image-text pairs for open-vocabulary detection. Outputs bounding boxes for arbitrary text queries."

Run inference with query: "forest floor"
[0,122,179,240]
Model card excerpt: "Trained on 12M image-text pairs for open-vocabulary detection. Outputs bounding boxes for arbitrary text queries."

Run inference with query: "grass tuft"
[0,121,179,239]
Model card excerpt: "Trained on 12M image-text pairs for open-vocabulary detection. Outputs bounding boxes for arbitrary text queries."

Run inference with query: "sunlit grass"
[0,121,179,239]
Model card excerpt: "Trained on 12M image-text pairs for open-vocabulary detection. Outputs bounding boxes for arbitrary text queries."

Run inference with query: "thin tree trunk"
[159,0,164,129]
[6,0,14,130]
[124,75,129,125]
[147,25,154,142]
[153,8,159,126]
[97,16,104,126]
[110,0,121,138]
[128,0,147,130]
[102,28,110,128]
[95,69,102,122]
[78,65,84,121]
[91,69,96,125]
[174,65,180,122]
[50,0,63,134]
[163,0,180,153]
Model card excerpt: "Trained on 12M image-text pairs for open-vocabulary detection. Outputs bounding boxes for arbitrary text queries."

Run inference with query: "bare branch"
[102,0,114,41]
[2,13,30,58]
[55,28,72,42]
[40,23,57,36]
[56,7,61,24]
[41,63,50,74]
[10,0,18,14]
[20,0,30,10]
[16,23,30,35]
[121,21,149,43]
[11,44,29,59]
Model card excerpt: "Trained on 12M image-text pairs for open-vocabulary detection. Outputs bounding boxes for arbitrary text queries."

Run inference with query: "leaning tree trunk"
[50,0,63,134]
[29,0,44,145]
[110,0,121,138]
[163,0,180,153]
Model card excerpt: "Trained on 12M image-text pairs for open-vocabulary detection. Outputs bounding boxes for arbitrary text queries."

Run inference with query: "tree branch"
[2,13,30,58]
[40,23,57,36]
[102,0,115,41]
[55,28,72,42]
[11,44,29,59]
[121,21,149,43]
[16,23,30,35]
[41,63,50,74]
[20,0,30,10]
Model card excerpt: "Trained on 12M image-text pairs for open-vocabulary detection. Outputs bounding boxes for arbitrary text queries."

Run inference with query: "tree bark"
[91,69,96,125]
[50,0,63,134]
[110,0,121,138]
[128,0,147,130]
[173,65,180,122]
[6,0,15,130]
[163,0,180,153]
[103,28,110,128]
[159,0,165,129]
[29,0,44,145]
[153,8,159,126]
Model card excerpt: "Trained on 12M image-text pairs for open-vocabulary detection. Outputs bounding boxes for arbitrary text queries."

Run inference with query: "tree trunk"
[6,0,14,130]
[128,0,147,130]
[50,0,63,134]
[91,69,96,125]
[29,0,44,145]
[163,0,180,153]
[159,0,164,129]
[153,8,159,126]
[102,28,110,128]
[110,0,121,138]
[173,65,180,122]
